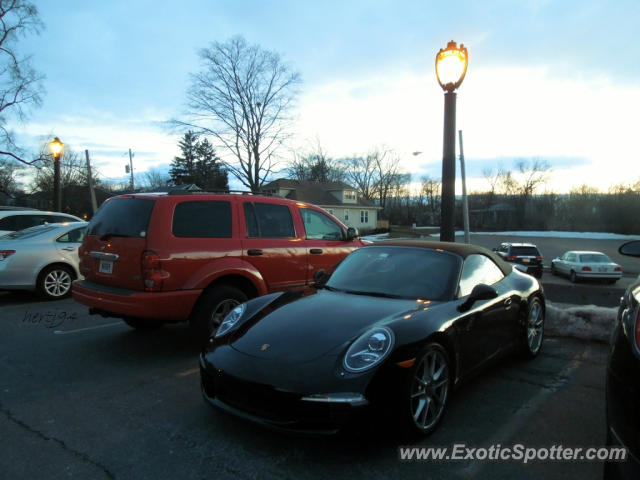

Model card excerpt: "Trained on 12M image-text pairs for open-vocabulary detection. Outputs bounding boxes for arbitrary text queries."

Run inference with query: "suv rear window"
[172,201,231,237]
[87,198,155,238]
[510,246,539,256]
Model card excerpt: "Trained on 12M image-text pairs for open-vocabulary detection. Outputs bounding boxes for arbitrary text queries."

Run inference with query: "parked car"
[604,240,640,479]
[72,192,365,341]
[493,242,543,278]
[0,222,88,299]
[0,210,82,236]
[200,240,545,435]
[550,250,622,283]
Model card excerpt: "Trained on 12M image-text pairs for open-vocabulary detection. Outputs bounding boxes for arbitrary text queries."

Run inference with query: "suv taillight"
[0,250,15,261]
[535,255,543,260]
[142,250,163,291]
[507,255,516,261]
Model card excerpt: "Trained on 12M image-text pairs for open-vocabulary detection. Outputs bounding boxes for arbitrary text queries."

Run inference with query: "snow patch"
[546,301,617,343]
[461,231,639,240]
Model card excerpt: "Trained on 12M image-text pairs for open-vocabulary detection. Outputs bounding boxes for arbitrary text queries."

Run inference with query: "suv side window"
[458,254,505,298]
[244,202,295,238]
[300,208,343,240]
[173,201,232,238]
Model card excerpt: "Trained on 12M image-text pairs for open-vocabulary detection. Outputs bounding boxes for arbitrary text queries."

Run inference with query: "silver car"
[550,250,622,283]
[0,222,88,299]
[0,210,83,236]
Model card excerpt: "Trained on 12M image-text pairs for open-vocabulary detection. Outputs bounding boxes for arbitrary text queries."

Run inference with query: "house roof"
[261,179,378,208]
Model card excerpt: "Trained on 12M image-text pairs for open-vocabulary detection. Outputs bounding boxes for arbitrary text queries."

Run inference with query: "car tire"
[122,317,163,330]
[550,264,557,276]
[401,342,451,436]
[191,285,248,344]
[37,265,74,300]
[521,297,544,359]
[569,270,577,283]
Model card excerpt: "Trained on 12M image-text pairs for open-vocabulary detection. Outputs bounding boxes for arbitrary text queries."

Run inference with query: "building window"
[344,209,349,221]
[360,210,368,223]
[344,190,356,200]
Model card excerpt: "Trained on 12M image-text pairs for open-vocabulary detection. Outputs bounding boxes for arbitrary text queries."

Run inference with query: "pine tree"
[169,131,199,185]
[195,138,229,191]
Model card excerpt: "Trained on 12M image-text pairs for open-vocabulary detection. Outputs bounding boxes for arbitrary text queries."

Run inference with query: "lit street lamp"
[435,40,468,242]
[49,137,64,211]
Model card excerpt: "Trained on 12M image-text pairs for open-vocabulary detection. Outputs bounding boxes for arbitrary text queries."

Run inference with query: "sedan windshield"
[326,246,462,301]
[0,224,58,240]
[579,253,612,263]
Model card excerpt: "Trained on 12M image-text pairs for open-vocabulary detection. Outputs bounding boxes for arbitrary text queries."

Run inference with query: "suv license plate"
[99,260,113,274]
[522,258,530,263]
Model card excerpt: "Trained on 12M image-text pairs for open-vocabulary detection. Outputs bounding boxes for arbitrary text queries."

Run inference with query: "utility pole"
[85,150,98,214]
[128,148,135,191]
[458,130,470,244]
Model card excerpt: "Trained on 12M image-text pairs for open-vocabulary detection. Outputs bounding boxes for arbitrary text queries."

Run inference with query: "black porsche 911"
[199,240,545,435]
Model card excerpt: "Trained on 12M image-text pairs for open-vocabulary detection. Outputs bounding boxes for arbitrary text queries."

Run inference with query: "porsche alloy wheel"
[38,265,73,299]
[524,297,544,358]
[407,343,450,435]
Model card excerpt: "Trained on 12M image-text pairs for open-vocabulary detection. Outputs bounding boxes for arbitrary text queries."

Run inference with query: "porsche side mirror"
[619,240,640,257]
[513,264,528,273]
[458,283,498,312]
[346,227,358,241]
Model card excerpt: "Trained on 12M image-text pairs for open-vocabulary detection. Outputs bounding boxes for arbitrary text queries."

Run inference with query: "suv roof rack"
[167,189,272,196]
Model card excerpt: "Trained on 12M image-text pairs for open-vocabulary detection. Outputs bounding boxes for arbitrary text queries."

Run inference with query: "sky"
[11,0,640,194]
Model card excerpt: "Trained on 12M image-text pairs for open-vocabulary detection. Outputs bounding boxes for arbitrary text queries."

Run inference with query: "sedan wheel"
[523,297,544,358]
[405,343,450,435]
[550,263,557,276]
[38,265,74,299]
[569,270,577,283]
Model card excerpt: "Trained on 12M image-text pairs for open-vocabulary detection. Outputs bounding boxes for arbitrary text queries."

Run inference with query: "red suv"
[72,192,365,340]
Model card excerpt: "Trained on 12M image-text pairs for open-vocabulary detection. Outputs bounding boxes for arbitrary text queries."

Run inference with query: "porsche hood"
[229,289,430,363]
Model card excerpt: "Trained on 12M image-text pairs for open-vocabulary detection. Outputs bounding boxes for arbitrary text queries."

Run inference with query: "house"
[261,179,381,232]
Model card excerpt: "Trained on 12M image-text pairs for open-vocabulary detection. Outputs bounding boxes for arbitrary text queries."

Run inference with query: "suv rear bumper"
[72,280,201,322]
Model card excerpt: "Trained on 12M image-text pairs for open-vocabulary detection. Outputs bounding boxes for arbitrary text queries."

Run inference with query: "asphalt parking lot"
[0,294,612,480]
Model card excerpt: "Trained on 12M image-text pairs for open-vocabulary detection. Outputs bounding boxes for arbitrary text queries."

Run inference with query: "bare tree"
[0,157,22,197]
[32,145,89,194]
[287,140,345,183]
[177,36,301,191]
[140,167,169,190]
[373,148,401,209]
[515,158,551,201]
[0,1,44,166]
[342,154,377,200]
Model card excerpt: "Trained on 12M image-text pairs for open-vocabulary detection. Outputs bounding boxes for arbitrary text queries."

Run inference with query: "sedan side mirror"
[619,240,640,257]
[458,283,498,312]
[346,227,359,241]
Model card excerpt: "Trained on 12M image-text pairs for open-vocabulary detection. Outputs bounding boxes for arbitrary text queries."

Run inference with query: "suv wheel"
[191,285,248,343]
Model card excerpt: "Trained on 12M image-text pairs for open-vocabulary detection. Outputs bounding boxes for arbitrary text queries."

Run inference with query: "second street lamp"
[435,40,468,242]
[49,137,64,212]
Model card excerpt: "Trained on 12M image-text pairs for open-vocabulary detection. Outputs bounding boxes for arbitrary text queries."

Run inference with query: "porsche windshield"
[326,246,462,301]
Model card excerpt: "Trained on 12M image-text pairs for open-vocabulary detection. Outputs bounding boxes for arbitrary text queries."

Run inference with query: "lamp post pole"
[440,91,457,242]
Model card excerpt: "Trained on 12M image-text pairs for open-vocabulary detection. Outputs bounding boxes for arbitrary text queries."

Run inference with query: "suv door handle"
[247,249,263,256]
[310,248,323,254]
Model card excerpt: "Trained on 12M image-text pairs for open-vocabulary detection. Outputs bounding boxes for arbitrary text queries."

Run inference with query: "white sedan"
[550,250,622,283]
[0,222,88,299]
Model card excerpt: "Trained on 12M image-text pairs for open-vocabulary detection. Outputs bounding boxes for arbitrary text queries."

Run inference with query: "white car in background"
[0,210,83,237]
[0,222,88,299]
[550,250,623,283]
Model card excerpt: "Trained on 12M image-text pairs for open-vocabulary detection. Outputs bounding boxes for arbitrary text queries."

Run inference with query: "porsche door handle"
[310,249,323,254]
[247,249,263,256]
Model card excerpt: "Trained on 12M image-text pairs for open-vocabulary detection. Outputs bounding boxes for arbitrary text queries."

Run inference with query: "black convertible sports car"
[199,241,545,435]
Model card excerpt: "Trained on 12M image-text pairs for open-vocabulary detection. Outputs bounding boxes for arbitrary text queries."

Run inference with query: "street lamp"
[49,137,64,211]
[435,40,468,242]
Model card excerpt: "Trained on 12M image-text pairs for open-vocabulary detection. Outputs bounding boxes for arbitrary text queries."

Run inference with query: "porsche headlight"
[215,303,246,338]
[343,326,394,373]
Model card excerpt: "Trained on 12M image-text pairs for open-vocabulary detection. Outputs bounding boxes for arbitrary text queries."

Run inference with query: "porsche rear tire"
[522,297,544,359]
[402,343,451,436]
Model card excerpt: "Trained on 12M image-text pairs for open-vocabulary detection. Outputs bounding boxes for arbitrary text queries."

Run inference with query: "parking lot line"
[53,322,122,335]
[176,367,199,377]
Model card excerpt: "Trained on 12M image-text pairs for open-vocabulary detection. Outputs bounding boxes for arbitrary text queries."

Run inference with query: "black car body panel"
[605,278,640,478]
